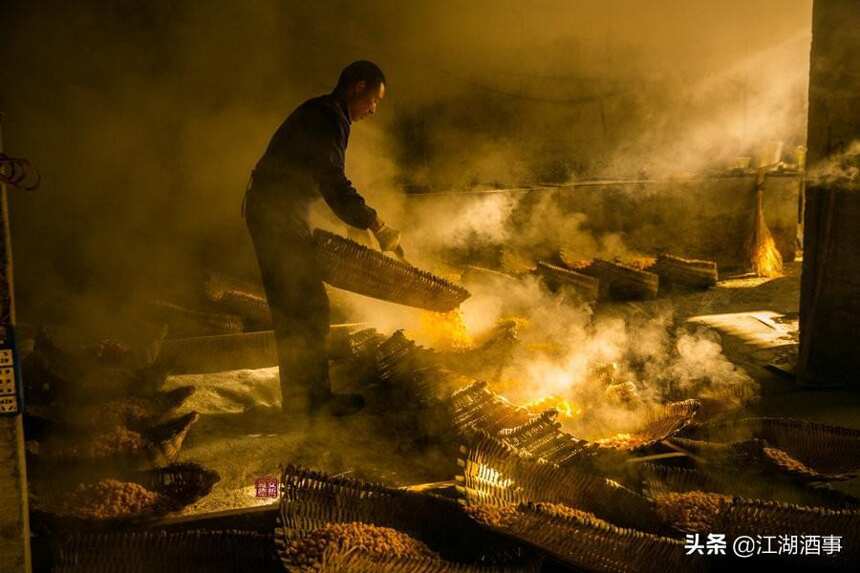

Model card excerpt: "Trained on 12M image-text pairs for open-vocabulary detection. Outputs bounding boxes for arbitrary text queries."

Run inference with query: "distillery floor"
[157,259,860,518]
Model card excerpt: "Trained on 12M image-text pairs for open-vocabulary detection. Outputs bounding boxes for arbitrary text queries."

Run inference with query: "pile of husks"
[654,491,732,532]
[58,479,163,520]
[281,522,438,572]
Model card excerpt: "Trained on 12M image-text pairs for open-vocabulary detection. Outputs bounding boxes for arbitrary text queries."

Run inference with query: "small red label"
[255,476,279,498]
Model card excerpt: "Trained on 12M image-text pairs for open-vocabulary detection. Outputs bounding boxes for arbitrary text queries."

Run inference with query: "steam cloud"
[2,0,812,337]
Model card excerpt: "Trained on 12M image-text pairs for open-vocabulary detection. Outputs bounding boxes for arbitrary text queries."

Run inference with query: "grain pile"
[654,491,731,532]
[466,502,607,529]
[44,426,147,460]
[70,398,152,429]
[281,522,438,572]
[84,427,147,458]
[625,257,657,271]
[464,504,519,528]
[594,433,641,449]
[530,502,610,525]
[761,446,822,478]
[58,479,163,519]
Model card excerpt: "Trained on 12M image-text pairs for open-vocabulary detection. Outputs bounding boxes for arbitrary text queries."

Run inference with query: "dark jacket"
[247,93,378,230]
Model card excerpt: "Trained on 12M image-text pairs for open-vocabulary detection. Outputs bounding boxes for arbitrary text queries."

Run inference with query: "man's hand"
[371,221,402,253]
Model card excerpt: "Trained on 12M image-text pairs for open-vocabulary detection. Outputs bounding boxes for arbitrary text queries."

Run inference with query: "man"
[244,60,401,417]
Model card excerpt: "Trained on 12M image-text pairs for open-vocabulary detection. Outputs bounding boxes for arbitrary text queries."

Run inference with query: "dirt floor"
[163,365,457,515]
[163,259,860,517]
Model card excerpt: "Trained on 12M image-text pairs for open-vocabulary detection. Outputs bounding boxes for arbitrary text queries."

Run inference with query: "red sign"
[255,476,279,498]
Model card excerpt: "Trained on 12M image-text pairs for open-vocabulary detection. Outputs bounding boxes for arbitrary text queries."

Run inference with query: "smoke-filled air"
[10,5,853,566]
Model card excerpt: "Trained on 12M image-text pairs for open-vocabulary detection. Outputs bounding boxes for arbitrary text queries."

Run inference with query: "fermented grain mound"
[58,479,164,520]
[58,426,147,460]
[624,257,658,272]
[40,462,221,524]
[281,522,438,572]
[101,398,151,427]
[39,412,199,466]
[760,446,852,481]
[92,427,147,457]
[557,249,590,271]
[313,229,470,312]
[594,433,640,449]
[654,491,731,532]
[465,505,519,528]
[531,502,610,525]
[65,386,196,430]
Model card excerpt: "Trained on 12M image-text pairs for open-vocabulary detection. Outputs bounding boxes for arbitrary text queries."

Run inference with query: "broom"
[745,167,784,277]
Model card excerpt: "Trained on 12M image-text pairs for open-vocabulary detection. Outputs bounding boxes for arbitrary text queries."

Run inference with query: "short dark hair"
[335,60,386,94]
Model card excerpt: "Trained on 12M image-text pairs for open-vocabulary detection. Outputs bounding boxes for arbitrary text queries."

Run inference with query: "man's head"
[334,60,385,122]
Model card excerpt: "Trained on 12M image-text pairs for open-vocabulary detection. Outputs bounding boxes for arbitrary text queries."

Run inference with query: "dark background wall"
[0,0,812,334]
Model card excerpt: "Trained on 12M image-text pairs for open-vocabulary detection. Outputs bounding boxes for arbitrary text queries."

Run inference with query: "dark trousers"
[244,190,331,414]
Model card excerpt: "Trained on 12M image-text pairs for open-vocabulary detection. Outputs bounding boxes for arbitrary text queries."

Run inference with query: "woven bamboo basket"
[277,465,540,571]
[458,434,665,533]
[638,460,860,509]
[53,529,280,572]
[652,254,718,290]
[314,229,470,311]
[687,416,860,477]
[34,462,221,534]
[465,501,700,573]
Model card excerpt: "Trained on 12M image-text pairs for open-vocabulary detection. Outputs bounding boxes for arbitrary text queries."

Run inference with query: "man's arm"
[314,113,379,230]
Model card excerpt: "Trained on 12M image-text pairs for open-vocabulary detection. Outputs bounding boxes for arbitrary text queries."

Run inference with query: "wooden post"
[0,115,32,572]
[798,0,860,386]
